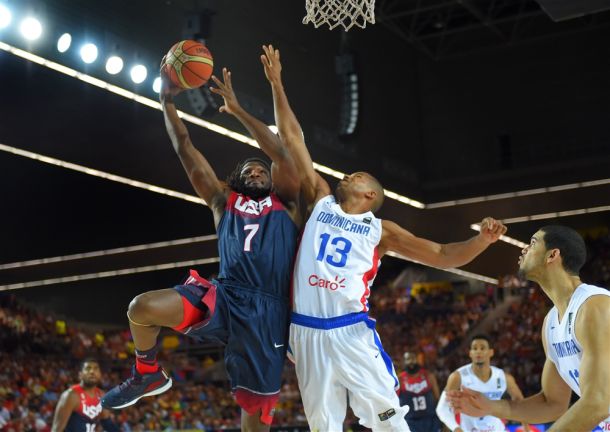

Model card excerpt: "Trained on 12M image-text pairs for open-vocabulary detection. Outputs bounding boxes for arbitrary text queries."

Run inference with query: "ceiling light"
[19,17,42,40]
[105,56,123,74]
[152,77,161,93]
[130,64,147,84]
[0,4,11,29]
[80,43,98,64]
[56,33,71,52]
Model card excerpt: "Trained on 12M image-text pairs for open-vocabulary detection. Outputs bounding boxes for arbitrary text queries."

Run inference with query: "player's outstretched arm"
[159,76,226,224]
[547,295,610,431]
[379,217,506,267]
[260,44,330,206]
[436,372,463,432]
[51,389,78,432]
[209,68,299,203]
[447,317,572,424]
[505,373,531,432]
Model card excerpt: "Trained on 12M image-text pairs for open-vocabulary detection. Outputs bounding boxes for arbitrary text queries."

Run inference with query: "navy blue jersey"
[65,385,102,432]
[216,192,298,298]
[398,369,438,419]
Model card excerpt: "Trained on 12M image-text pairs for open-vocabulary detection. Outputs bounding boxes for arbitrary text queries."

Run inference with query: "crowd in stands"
[1,231,608,430]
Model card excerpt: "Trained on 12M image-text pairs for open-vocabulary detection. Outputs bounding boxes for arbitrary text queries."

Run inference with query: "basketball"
[163,40,214,89]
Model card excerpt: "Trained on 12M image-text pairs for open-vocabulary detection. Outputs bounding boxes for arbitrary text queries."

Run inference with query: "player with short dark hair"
[52,359,118,432]
[398,352,441,432]
[436,336,529,432]
[102,67,303,431]
[448,225,610,431]
[261,43,507,432]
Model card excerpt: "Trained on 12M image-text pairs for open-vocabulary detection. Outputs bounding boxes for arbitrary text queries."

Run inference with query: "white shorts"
[289,313,410,432]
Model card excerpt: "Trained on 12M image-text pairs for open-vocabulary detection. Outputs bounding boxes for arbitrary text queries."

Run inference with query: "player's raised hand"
[159,56,183,102]
[209,67,242,115]
[477,217,507,244]
[447,388,493,417]
[261,44,282,85]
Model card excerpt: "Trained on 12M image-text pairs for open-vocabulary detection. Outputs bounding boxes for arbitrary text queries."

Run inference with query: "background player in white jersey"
[436,335,529,432]
[260,44,507,432]
[448,225,610,431]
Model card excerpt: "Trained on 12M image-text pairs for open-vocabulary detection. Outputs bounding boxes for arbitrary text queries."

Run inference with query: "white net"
[303,0,375,31]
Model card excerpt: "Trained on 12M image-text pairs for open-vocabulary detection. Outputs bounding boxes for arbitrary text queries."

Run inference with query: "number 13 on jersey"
[316,233,352,267]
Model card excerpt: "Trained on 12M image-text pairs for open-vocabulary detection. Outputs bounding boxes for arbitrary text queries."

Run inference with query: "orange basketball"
[163,40,214,89]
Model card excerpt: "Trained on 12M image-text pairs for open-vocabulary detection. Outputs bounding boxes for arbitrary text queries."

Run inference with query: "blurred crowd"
[1,231,608,430]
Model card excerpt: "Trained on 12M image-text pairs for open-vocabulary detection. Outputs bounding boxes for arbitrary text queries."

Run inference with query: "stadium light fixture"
[130,64,147,84]
[0,4,11,29]
[19,17,42,40]
[105,55,123,75]
[56,33,71,52]
[152,77,161,93]
[79,43,98,64]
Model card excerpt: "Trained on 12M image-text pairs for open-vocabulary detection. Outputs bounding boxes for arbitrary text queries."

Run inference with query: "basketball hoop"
[303,0,375,31]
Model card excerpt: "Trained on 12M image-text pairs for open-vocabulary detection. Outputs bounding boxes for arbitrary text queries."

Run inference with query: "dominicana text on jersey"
[293,195,382,318]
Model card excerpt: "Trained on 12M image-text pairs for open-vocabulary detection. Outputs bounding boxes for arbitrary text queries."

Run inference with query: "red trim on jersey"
[398,369,432,395]
[70,384,103,417]
[225,192,286,218]
[234,388,279,426]
[360,247,379,312]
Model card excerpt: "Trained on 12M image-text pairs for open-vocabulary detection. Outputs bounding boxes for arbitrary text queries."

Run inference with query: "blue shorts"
[173,270,289,396]
[406,416,441,432]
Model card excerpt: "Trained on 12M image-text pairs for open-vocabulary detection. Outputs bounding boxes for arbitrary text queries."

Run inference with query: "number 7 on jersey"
[243,224,259,252]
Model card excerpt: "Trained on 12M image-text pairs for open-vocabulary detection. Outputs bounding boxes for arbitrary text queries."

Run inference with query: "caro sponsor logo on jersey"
[404,379,429,394]
[551,339,581,358]
[308,274,346,291]
[316,212,371,236]
[82,402,102,419]
[234,195,273,215]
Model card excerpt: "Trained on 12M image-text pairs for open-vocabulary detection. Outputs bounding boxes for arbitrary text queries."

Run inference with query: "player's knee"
[128,292,158,322]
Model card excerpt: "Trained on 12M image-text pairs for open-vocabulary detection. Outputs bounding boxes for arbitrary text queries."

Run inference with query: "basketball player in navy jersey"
[102,67,303,431]
[399,352,441,432]
[448,226,610,431]
[261,44,507,431]
[52,359,118,432]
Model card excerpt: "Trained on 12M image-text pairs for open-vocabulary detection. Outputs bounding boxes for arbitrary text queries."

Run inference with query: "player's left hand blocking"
[261,44,283,86]
[209,67,242,115]
[477,217,507,244]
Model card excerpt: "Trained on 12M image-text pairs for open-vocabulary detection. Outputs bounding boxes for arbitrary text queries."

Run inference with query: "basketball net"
[303,0,375,31]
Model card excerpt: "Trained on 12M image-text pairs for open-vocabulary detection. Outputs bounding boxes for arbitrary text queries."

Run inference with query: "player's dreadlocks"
[226,157,272,199]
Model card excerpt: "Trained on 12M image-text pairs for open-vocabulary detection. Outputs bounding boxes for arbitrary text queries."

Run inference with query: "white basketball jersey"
[292,195,382,318]
[457,364,507,432]
[544,283,610,426]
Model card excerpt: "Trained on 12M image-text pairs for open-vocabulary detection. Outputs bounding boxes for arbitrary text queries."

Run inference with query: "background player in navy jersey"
[261,44,507,431]
[399,352,441,432]
[102,66,303,431]
[52,359,118,432]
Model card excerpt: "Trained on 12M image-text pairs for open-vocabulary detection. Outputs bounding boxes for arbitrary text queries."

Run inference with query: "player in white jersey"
[436,335,529,432]
[448,225,610,432]
[260,44,507,432]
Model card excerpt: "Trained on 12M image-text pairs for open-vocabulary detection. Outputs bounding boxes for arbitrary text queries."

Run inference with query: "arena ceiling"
[0,0,608,323]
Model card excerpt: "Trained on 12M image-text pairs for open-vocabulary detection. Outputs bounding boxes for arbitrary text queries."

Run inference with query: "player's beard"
[82,378,99,388]
[405,364,421,374]
[241,183,271,200]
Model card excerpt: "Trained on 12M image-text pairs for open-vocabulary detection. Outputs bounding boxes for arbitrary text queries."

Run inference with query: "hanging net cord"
[303,0,376,31]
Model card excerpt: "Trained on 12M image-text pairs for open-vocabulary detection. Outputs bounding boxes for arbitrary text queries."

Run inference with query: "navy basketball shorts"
[406,416,441,432]
[173,270,289,425]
